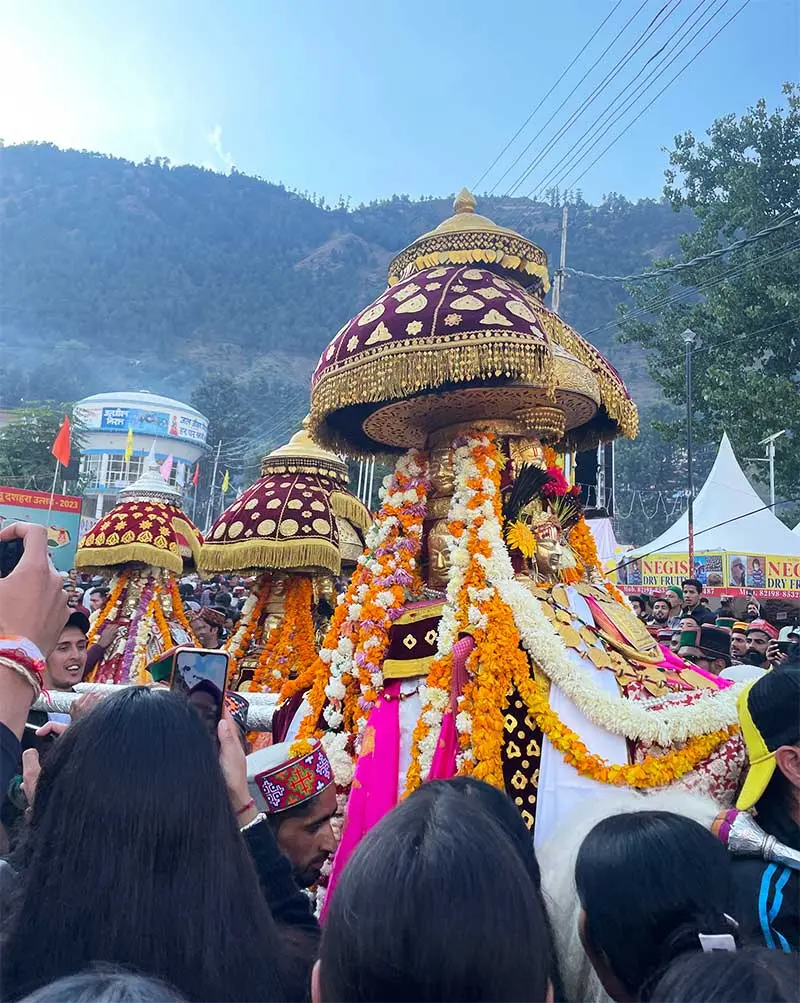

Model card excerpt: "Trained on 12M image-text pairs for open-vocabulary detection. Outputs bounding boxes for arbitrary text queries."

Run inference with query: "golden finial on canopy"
[453,188,477,215]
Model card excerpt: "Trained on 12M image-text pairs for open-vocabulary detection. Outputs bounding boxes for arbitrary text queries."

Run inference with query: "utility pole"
[746,429,788,510]
[204,439,222,533]
[682,329,697,571]
[551,205,568,315]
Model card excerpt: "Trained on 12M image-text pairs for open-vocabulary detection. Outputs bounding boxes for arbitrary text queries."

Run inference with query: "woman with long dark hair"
[315,781,552,1002]
[574,810,738,1002]
[1,687,302,1002]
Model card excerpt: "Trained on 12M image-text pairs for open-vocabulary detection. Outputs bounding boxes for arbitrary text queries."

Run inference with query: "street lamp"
[682,328,697,570]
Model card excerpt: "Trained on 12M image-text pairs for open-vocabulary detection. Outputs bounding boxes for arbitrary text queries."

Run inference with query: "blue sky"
[1,0,797,205]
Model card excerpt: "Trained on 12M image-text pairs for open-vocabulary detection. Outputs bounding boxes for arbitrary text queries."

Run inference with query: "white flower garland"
[321,448,427,733]
[415,434,499,780]
[223,574,265,655]
[462,466,743,745]
[413,430,740,751]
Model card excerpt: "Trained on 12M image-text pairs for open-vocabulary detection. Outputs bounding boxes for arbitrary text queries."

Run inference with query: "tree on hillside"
[0,404,85,491]
[618,85,800,515]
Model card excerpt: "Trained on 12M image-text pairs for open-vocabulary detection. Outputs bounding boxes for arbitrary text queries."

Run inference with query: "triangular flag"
[123,426,134,463]
[51,415,71,467]
[192,463,200,487]
[221,470,230,494]
[160,454,174,481]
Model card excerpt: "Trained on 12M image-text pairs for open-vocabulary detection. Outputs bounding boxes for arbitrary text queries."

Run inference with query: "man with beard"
[246,740,338,890]
[647,597,671,630]
[722,619,777,682]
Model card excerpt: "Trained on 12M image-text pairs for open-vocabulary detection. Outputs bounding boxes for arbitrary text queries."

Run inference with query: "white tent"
[587,516,620,564]
[629,433,800,559]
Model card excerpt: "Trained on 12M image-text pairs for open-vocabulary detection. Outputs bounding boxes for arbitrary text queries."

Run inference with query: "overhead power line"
[502,0,682,198]
[485,0,657,196]
[472,0,625,192]
[560,0,754,194]
[566,212,800,282]
[524,0,730,200]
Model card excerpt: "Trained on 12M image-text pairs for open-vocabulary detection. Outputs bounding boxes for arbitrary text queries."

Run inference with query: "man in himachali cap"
[246,740,338,888]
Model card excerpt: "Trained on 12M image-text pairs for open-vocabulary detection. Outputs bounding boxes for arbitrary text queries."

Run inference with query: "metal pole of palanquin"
[682,329,697,572]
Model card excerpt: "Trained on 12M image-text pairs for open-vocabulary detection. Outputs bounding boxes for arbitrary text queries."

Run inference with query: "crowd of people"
[626,578,798,683]
[0,523,798,1002]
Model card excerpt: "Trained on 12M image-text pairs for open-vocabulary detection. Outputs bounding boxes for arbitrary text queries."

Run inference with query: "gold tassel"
[311,338,553,448]
[75,542,183,575]
[329,491,373,534]
[171,517,204,566]
[198,538,341,576]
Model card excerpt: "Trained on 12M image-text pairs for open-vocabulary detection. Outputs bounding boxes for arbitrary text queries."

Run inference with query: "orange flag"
[51,415,71,467]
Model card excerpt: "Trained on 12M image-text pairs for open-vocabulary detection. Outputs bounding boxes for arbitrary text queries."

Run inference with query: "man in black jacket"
[730,665,800,952]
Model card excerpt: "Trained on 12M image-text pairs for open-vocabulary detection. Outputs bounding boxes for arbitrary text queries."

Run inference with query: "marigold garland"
[224,575,271,680]
[252,576,316,693]
[87,572,126,648]
[512,659,738,787]
[290,450,429,765]
[169,579,199,645]
[152,598,174,653]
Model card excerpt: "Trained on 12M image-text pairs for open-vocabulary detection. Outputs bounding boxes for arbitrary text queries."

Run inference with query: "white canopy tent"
[628,433,800,559]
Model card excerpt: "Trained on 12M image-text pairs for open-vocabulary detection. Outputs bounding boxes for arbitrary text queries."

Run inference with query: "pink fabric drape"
[321,681,401,916]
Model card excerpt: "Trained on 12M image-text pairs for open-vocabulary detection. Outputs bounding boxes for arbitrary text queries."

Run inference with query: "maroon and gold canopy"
[310,257,637,455]
[76,467,203,574]
[199,426,371,575]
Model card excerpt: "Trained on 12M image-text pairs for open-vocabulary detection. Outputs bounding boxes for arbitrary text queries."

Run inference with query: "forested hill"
[0,142,694,417]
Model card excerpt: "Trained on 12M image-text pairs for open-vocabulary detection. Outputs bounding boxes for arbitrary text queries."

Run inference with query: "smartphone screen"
[171,649,230,736]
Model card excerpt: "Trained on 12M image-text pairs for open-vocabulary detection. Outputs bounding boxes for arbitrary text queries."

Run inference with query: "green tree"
[0,403,86,491]
[618,86,800,515]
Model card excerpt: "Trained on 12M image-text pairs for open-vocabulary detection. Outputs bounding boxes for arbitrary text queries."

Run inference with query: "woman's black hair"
[319,783,551,1002]
[575,810,736,1002]
[437,777,540,885]
[415,778,565,1001]
[1,688,293,1003]
[650,946,800,1003]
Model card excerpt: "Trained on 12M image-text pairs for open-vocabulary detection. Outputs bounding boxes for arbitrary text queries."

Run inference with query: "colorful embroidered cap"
[746,618,778,641]
[246,740,333,814]
[197,607,226,628]
[736,666,800,810]
[731,621,749,636]
[224,690,249,733]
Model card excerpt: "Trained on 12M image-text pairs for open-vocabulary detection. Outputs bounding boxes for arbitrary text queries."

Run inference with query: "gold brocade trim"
[392,602,446,626]
[531,304,639,441]
[593,627,665,666]
[197,538,342,576]
[171,517,203,566]
[311,339,553,449]
[329,491,373,535]
[74,543,183,574]
[388,235,551,295]
[383,653,438,679]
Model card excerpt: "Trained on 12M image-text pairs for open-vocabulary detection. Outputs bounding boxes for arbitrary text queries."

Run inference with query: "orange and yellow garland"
[87,571,127,647]
[252,576,317,693]
[513,661,737,786]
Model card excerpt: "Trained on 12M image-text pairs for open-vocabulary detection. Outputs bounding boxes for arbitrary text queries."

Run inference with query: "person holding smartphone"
[0,523,70,804]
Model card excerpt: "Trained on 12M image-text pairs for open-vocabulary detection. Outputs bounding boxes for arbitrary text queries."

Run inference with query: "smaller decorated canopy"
[76,462,203,575]
[200,422,371,576]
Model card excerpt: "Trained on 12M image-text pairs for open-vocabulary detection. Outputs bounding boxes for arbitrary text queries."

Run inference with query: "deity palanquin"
[75,460,203,683]
[198,420,371,696]
[278,191,744,895]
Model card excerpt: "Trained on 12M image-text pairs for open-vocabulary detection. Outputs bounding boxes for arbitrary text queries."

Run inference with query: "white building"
[75,390,209,518]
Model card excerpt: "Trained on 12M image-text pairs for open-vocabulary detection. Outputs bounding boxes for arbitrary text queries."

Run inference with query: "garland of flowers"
[251,576,317,693]
[512,661,738,786]
[290,449,429,774]
[407,433,513,791]
[152,588,175,652]
[122,575,156,684]
[87,571,126,648]
[169,579,200,644]
[224,574,270,677]
[492,573,742,745]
